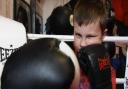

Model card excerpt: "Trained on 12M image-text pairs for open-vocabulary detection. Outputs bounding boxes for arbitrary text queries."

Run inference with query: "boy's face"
[73,21,105,54]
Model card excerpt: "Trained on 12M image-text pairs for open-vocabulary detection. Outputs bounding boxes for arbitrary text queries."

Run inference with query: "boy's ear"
[102,28,107,40]
[70,14,74,26]
[104,28,108,36]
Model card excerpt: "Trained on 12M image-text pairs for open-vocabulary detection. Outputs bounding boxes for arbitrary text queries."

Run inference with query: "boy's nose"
[80,39,87,48]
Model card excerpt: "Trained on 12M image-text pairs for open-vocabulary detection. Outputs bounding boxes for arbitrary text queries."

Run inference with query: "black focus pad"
[45,6,73,35]
[1,38,75,89]
[78,44,112,89]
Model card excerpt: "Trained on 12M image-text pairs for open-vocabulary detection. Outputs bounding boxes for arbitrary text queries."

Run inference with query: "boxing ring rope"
[28,34,128,87]
[28,34,128,42]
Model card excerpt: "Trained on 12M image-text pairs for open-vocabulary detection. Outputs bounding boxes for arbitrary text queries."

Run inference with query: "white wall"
[24,0,30,5]
[0,0,13,19]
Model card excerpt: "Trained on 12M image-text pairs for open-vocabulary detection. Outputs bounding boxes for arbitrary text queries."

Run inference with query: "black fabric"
[103,42,116,59]
[112,47,126,89]
[115,20,128,36]
[106,18,115,36]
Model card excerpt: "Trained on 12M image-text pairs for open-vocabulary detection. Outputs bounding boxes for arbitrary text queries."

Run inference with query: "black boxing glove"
[1,38,77,89]
[78,44,112,89]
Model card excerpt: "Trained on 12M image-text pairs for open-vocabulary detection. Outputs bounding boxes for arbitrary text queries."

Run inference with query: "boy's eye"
[75,33,81,38]
[86,35,97,39]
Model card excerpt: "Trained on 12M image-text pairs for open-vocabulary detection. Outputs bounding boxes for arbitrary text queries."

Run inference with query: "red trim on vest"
[76,68,116,89]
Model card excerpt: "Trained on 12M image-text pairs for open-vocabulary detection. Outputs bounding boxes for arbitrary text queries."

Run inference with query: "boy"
[73,0,116,89]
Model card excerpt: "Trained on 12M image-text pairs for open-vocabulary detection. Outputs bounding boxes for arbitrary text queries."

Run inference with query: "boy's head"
[73,0,107,32]
[73,0,107,54]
